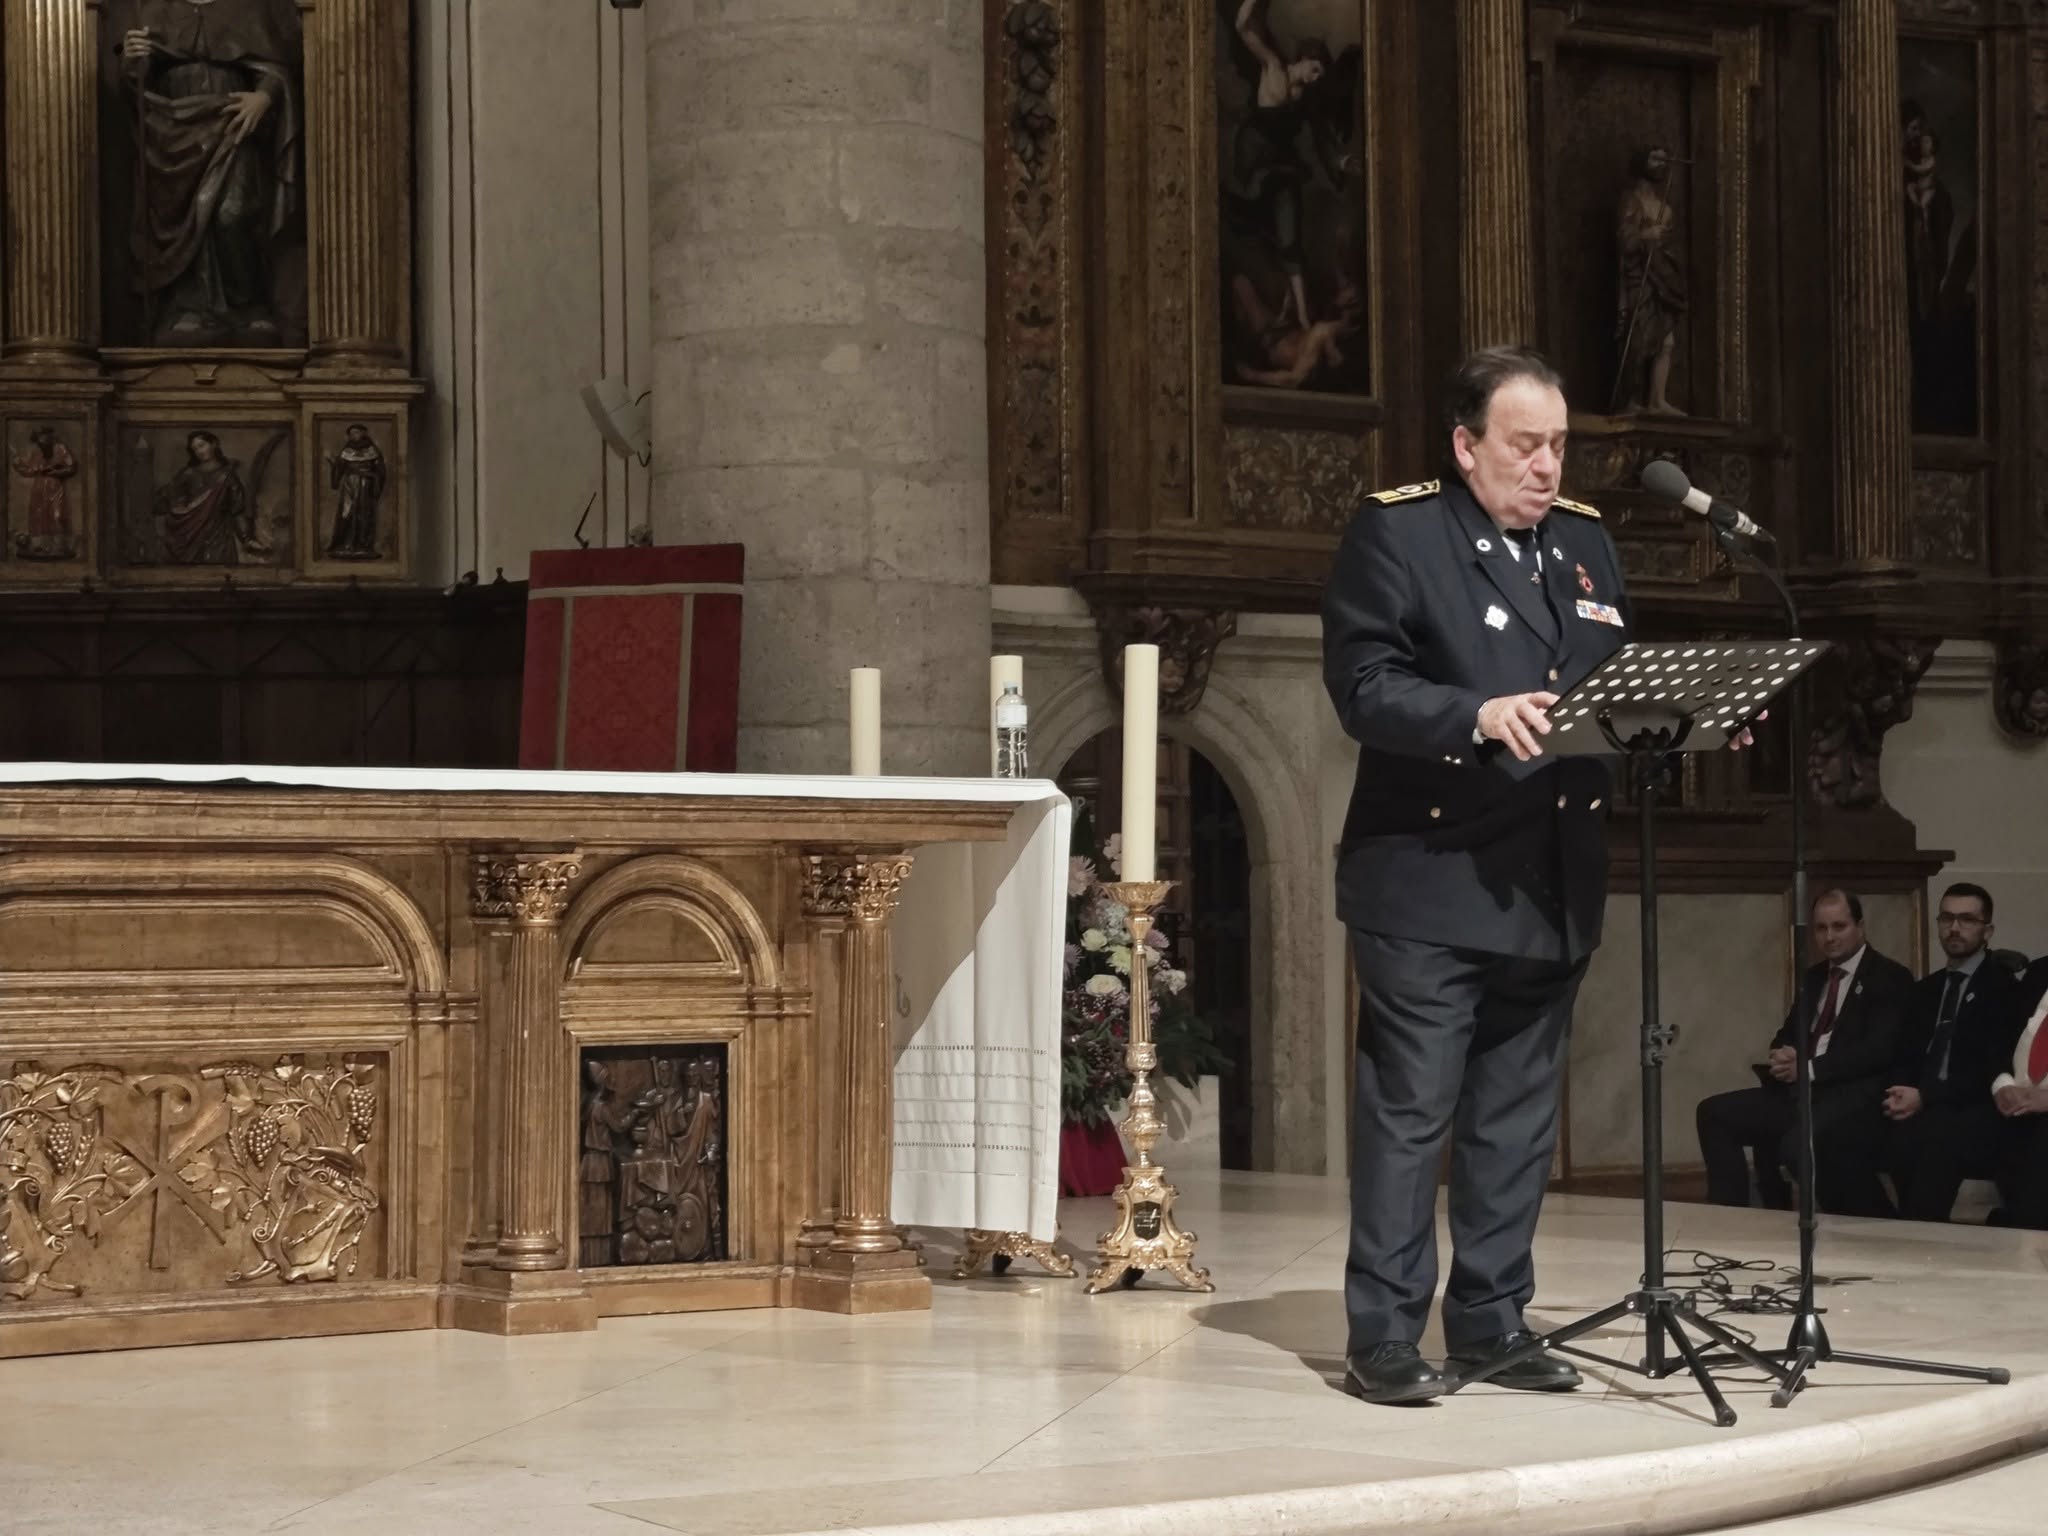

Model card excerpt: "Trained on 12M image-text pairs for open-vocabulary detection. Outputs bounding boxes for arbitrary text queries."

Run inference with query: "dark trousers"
[1823,1101,2004,1221]
[1694,1084,1869,1212]
[1346,929,1585,1353]
[1996,1114,2048,1230]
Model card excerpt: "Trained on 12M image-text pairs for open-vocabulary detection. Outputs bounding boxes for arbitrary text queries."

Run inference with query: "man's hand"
[122,29,158,62]
[1728,708,1768,753]
[222,90,274,144]
[1883,1084,1921,1121]
[1768,1045,1797,1084]
[2021,1085,2048,1116]
[1477,691,1557,762]
[1995,1083,2031,1117]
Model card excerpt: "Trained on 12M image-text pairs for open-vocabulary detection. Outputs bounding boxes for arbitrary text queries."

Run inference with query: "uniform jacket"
[1322,476,1632,961]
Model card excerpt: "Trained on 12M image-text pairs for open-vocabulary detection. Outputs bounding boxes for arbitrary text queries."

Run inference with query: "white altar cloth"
[0,762,1071,1244]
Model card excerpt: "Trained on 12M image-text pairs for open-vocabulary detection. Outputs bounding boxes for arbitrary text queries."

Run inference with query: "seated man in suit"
[1695,889,1914,1209]
[1992,964,2048,1230]
[1820,883,2026,1220]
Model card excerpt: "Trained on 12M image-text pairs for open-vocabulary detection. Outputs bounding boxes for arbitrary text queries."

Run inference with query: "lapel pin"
[1551,546,1564,561]
[1476,538,1493,553]
[1485,605,1509,630]
[1576,563,1595,595]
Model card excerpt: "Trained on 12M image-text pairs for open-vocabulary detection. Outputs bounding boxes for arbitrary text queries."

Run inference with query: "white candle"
[1120,644,1158,882]
[990,654,1023,774]
[849,668,881,776]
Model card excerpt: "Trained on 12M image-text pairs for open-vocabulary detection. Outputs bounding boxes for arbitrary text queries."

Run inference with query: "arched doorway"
[1056,729,1256,1170]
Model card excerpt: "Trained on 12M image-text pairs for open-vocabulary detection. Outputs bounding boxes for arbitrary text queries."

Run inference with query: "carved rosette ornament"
[1096,607,1237,716]
[470,856,581,924]
[1806,635,1941,809]
[1994,638,2048,743]
[801,855,914,924]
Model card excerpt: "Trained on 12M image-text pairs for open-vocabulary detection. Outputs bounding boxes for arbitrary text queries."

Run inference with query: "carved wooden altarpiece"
[0,0,421,590]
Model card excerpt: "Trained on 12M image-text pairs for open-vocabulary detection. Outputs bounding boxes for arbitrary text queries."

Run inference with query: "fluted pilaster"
[802,854,914,1256]
[1458,0,1536,350]
[305,0,406,370]
[2,0,97,364]
[471,854,581,1272]
[1830,0,1913,568]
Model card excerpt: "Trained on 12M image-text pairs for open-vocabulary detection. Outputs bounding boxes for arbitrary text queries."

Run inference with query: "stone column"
[471,854,581,1271]
[1458,0,1537,350]
[646,3,991,776]
[1830,0,1913,568]
[304,0,408,371]
[2,0,97,365]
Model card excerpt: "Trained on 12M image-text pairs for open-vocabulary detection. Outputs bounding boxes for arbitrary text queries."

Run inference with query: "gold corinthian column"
[1829,0,1913,569]
[792,852,931,1315]
[2,0,97,365]
[1458,0,1536,350]
[304,0,407,371]
[470,854,581,1272]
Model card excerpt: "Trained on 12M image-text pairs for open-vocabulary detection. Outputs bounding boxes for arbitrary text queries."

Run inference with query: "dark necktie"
[1504,526,1541,581]
[1930,972,1964,1081]
[1812,966,1847,1051]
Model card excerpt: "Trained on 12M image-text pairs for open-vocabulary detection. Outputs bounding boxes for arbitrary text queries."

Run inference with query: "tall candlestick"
[1120,644,1158,883]
[850,668,882,776]
[990,655,1023,774]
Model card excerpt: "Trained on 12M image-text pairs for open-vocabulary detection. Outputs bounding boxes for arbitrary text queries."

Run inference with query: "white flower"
[1158,967,1187,995]
[1084,973,1124,998]
[1108,945,1132,975]
[1080,927,1108,952]
[1066,856,1096,899]
[1103,833,1123,874]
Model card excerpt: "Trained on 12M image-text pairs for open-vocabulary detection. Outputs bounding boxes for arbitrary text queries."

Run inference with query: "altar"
[0,764,1068,1358]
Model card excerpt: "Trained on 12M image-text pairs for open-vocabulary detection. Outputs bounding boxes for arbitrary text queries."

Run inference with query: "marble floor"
[2,1172,2043,1536]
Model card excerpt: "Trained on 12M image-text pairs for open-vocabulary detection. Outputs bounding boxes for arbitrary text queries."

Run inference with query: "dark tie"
[1812,966,1847,1050]
[1930,972,1963,1081]
[1504,526,1541,581]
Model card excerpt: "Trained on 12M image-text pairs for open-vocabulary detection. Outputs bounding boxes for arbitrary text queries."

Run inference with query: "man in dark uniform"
[1322,346,1631,1404]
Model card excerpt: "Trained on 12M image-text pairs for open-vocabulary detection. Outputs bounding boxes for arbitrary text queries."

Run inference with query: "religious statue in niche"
[325,424,387,560]
[1216,1,1368,395]
[102,0,306,348]
[1898,44,1980,437]
[577,1046,727,1268]
[1612,146,1690,417]
[8,426,81,562]
[122,426,291,567]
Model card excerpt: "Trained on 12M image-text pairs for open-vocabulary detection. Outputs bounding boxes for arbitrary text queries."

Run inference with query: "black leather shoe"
[1341,1341,1445,1404]
[1447,1330,1582,1392]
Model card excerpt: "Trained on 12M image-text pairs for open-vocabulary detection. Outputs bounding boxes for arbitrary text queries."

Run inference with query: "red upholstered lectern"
[518,545,745,773]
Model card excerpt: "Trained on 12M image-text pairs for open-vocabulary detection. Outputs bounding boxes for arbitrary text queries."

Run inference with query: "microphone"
[1639,459,1777,549]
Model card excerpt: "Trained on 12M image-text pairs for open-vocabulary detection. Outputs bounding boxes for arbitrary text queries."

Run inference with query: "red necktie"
[2028,1021,2048,1085]
[1812,967,1846,1049]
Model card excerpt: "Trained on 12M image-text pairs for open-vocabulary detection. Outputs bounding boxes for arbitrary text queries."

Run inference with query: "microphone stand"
[1705,518,2008,1405]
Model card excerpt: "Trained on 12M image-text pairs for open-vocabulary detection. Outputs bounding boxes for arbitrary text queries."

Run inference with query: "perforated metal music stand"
[1450,639,1832,1425]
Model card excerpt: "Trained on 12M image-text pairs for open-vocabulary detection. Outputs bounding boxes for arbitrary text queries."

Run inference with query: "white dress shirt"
[1993,985,2048,1094]
[1810,944,1867,1058]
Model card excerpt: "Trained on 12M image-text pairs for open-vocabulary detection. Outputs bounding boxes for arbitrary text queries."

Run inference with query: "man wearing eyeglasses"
[1823,882,2027,1221]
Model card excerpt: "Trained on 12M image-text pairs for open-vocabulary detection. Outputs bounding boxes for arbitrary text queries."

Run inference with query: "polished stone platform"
[2,1172,2043,1536]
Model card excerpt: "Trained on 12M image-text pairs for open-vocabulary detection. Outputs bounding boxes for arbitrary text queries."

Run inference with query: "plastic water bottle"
[994,681,1030,779]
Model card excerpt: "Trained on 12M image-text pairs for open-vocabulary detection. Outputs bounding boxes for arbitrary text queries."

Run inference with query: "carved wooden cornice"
[1091,604,1238,716]
[1994,637,2048,742]
[1805,634,1941,810]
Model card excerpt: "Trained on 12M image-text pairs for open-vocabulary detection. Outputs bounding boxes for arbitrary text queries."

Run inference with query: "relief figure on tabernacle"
[1612,146,1689,417]
[10,428,81,562]
[326,425,387,560]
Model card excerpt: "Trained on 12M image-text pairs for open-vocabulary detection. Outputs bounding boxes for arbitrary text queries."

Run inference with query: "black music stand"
[1448,639,1829,1426]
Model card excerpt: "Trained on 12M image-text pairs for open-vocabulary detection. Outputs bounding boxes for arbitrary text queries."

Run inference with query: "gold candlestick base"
[954,1227,1076,1279]
[1086,880,1213,1295]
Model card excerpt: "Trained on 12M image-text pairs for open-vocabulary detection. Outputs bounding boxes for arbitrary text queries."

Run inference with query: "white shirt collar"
[1946,948,1987,979]
[1828,944,1867,983]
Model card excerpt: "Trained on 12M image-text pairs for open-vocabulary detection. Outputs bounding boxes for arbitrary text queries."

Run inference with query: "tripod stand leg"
[1681,1310,1799,1389]
[1771,1347,1818,1409]
[1659,1309,1737,1428]
[1825,1348,2010,1386]
[1446,1298,1638,1390]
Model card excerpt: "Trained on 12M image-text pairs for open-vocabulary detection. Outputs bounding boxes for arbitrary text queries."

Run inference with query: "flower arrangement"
[1061,804,1229,1128]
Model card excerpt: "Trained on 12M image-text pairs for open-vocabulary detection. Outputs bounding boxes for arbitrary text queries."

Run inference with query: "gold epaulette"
[1369,480,1440,505]
[1552,496,1602,520]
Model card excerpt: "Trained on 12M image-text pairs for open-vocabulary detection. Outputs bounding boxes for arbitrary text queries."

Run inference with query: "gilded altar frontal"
[0,0,418,588]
